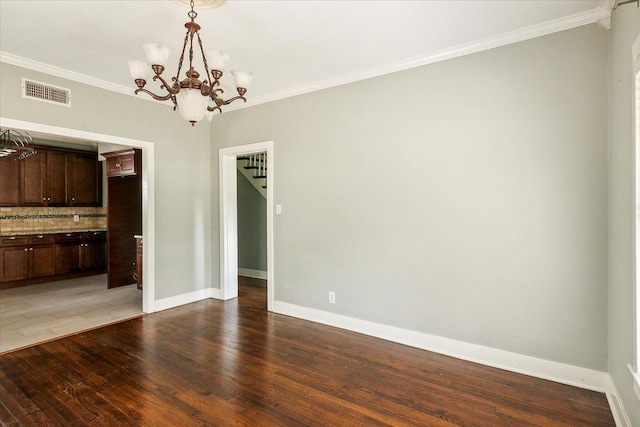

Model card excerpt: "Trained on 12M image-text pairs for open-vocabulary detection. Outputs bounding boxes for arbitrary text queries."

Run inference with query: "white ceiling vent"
[22,78,71,107]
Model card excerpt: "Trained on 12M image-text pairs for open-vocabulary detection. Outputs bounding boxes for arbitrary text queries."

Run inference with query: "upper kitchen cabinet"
[0,156,19,206]
[1,145,102,207]
[20,150,48,206]
[46,150,70,206]
[70,152,102,206]
[103,148,141,177]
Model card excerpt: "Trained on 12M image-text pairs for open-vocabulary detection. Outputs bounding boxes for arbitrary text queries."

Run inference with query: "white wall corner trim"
[238,268,268,280]
[273,301,610,393]
[606,374,633,427]
[152,288,213,312]
[226,7,611,113]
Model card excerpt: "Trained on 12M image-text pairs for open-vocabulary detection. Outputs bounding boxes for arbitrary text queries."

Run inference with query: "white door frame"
[0,117,157,313]
[219,140,274,310]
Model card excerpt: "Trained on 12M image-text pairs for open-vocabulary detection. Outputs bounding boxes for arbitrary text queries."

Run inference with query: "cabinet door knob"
[47,197,51,201]
[24,248,27,251]
[29,248,33,251]
[72,198,75,201]
[42,197,46,201]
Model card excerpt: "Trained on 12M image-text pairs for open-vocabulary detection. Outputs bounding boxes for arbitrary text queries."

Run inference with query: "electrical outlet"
[329,291,336,304]
[73,215,80,222]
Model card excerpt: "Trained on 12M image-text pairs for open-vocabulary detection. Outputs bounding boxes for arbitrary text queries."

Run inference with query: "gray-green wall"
[237,171,267,272]
[609,5,640,425]
[211,24,609,370]
[0,62,212,301]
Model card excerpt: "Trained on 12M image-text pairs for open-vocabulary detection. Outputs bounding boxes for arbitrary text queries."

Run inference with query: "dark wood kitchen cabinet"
[70,152,102,206]
[105,149,142,288]
[55,231,107,275]
[1,231,106,289]
[46,151,70,206]
[55,233,83,274]
[0,235,55,283]
[20,150,70,206]
[0,155,19,206]
[20,150,47,206]
[6,146,101,207]
[103,148,140,177]
[82,231,107,271]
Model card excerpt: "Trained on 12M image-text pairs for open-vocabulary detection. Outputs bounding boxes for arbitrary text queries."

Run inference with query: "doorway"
[219,141,274,311]
[0,117,156,313]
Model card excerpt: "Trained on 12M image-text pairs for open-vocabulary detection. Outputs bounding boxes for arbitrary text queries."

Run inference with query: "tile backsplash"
[0,207,107,235]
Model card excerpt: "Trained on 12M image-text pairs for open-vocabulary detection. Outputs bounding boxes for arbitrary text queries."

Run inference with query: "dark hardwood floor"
[0,277,614,426]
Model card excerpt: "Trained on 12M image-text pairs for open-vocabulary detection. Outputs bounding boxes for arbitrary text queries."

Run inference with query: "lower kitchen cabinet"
[0,246,29,282]
[0,231,106,289]
[0,243,55,283]
[30,245,56,278]
[83,240,107,271]
[55,241,82,274]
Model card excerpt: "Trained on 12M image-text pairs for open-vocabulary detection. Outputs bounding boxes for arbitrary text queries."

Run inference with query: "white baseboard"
[605,375,632,427]
[210,287,223,300]
[273,301,609,393]
[238,268,267,280]
[152,288,213,312]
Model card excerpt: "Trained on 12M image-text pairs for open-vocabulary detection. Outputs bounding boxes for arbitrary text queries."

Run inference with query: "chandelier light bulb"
[231,70,254,93]
[142,43,171,69]
[206,50,231,72]
[176,88,210,126]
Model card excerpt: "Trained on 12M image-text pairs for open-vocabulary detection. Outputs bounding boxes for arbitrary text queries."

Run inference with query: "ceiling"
[1,0,609,111]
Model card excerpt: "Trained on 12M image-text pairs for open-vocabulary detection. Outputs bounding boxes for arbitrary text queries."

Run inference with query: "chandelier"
[127,0,253,126]
[0,128,37,160]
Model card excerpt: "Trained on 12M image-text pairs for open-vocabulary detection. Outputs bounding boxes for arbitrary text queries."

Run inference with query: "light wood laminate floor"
[0,275,142,353]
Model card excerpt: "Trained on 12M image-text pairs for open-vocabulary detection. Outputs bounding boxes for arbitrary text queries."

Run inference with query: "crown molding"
[226,7,612,113]
[0,51,134,96]
[2,6,610,114]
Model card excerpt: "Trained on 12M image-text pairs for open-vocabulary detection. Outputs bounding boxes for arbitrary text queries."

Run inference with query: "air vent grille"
[22,78,71,107]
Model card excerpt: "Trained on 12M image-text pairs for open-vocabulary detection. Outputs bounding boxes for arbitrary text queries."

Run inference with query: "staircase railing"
[237,153,267,191]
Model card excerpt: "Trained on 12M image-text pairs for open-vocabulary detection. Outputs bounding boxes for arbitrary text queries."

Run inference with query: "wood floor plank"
[0,276,615,426]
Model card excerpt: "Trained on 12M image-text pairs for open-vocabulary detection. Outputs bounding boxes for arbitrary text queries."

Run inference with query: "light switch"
[275,204,282,215]
[73,215,80,222]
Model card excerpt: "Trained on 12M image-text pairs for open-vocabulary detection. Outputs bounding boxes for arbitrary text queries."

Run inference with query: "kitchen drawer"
[0,236,30,246]
[55,232,84,243]
[84,231,107,241]
[29,235,56,245]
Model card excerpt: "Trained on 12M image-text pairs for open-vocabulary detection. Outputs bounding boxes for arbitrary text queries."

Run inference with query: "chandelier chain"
[197,32,212,88]
[188,0,197,20]
[174,30,191,89]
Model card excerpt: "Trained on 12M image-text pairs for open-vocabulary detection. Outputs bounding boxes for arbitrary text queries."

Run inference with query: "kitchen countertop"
[1,229,107,237]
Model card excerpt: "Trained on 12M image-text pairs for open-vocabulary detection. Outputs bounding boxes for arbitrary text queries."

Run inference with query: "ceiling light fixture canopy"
[127,0,253,126]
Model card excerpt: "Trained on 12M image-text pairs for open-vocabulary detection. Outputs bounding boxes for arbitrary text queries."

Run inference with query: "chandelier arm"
[207,105,222,114]
[134,88,174,102]
[152,74,181,95]
[215,95,247,106]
